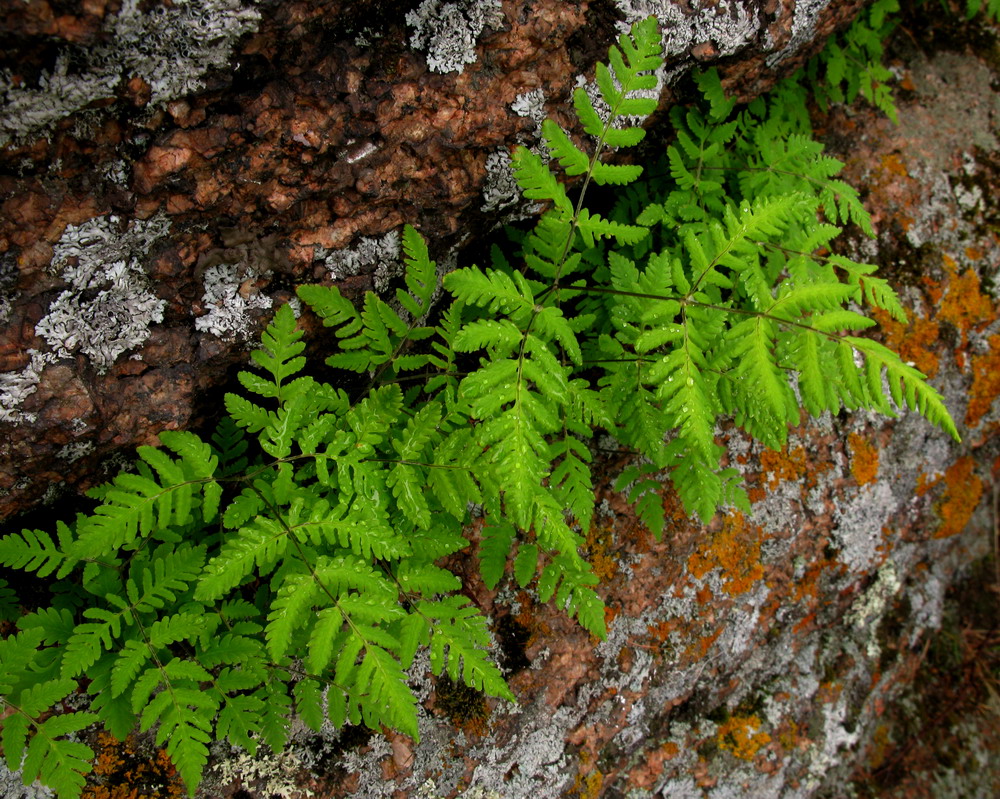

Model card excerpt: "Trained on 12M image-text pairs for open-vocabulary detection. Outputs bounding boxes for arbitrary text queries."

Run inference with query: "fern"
[0,11,964,798]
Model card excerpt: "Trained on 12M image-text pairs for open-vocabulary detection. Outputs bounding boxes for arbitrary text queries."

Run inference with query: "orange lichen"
[915,471,936,497]
[628,742,682,790]
[716,714,771,761]
[777,720,805,751]
[759,446,807,491]
[687,511,765,596]
[966,334,1000,428]
[793,611,817,635]
[880,153,909,177]
[870,307,940,378]
[585,525,618,582]
[82,732,184,799]
[567,768,604,799]
[933,457,984,538]
[691,626,724,659]
[847,433,880,486]
[938,266,994,342]
[866,723,893,770]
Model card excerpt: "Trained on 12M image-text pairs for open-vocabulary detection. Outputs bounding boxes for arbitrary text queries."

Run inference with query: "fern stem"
[566,283,856,343]
[700,163,855,198]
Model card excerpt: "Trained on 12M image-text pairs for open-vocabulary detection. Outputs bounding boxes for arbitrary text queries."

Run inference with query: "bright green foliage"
[965,0,1000,20]
[0,11,962,799]
[805,0,901,122]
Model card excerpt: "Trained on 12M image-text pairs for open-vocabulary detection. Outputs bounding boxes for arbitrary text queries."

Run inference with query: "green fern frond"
[422,596,514,702]
[847,337,960,441]
[543,119,590,176]
[215,689,264,754]
[693,68,736,122]
[16,711,98,799]
[478,522,516,590]
[511,146,573,215]
[0,522,77,579]
[399,224,438,318]
[444,266,535,318]
[249,303,306,399]
[350,644,419,739]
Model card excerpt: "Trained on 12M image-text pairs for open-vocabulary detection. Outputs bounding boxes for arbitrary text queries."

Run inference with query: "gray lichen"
[0,251,18,327]
[405,0,504,75]
[0,0,261,147]
[481,150,520,213]
[616,0,758,59]
[318,230,402,285]
[35,213,170,373]
[510,89,547,136]
[0,350,56,426]
[766,0,833,67]
[194,262,273,343]
[0,760,53,799]
[194,230,294,342]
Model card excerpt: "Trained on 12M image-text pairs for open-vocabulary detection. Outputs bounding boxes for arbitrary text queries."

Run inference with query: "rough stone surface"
[0,0,864,518]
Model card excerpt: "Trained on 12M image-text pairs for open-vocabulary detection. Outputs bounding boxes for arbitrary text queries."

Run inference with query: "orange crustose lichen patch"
[716,714,772,761]
[82,732,184,799]
[585,525,618,582]
[687,511,764,596]
[870,307,940,378]
[880,153,909,177]
[938,266,994,342]
[933,456,984,538]
[567,763,604,799]
[847,432,880,486]
[759,445,807,491]
[966,333,1000,428]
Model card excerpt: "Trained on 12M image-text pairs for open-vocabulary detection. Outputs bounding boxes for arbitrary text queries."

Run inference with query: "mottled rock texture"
[1,2,999,799]
[0,0,866,517]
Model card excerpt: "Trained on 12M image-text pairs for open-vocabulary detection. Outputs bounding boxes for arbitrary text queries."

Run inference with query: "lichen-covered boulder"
[0,0,865,517]
[1,4,998,798]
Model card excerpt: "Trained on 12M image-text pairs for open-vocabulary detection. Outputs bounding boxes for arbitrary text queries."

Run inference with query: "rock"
[1,3,998,798]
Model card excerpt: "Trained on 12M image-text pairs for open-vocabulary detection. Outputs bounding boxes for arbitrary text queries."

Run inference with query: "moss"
[493,613,531,675]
